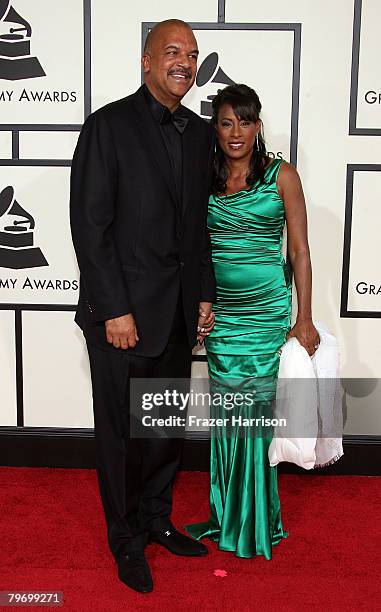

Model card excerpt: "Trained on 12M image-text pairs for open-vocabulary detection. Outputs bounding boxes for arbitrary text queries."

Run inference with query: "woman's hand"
[286,319,320,356]
[197,301,215,342]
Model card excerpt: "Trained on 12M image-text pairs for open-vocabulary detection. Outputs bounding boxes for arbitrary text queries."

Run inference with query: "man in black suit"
[70,19,216,593]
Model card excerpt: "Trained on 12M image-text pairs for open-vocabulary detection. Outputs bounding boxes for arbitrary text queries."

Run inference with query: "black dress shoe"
[149,527,208,556]
[116,550,153,593]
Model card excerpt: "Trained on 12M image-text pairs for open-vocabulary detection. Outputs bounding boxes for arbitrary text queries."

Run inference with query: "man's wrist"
[105,313,132,324]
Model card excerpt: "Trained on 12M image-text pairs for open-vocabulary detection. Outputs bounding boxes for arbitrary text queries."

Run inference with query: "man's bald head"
[141,19,198,111]
[144,19,193,54]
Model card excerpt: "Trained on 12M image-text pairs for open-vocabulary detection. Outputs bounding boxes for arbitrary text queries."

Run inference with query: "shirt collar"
[143,84,188,127]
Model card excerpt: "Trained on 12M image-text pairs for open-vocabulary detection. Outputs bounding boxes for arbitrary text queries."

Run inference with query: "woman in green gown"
[185,84,319,559]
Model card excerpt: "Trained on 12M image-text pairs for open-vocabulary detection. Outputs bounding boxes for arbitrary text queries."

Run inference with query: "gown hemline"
[183,525,289,560]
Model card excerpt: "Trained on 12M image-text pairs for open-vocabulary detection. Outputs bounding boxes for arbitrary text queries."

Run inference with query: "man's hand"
[105,313,139,349]
[197,301,215,342]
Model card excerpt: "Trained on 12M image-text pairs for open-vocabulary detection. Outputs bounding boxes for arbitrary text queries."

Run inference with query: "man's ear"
[141,54,150,74]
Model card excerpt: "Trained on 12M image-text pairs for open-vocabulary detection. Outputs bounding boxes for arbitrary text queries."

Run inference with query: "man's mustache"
[168,69,192,79]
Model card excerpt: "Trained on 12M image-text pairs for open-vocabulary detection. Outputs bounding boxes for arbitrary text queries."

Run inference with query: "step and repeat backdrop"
[0,0,380,437]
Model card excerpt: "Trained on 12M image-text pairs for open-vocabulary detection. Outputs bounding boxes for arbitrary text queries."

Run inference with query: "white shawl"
[268,322,344,469]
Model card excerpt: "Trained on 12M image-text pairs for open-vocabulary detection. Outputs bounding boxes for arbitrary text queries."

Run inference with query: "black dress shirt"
[143,84,187,209]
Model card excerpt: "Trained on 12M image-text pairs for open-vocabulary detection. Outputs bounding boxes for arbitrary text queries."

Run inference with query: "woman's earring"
[256,133,259,151]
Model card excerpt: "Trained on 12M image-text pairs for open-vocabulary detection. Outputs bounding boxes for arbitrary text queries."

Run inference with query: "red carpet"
[0,468,380,611]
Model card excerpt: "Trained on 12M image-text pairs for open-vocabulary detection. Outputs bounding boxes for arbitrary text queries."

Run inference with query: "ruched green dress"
[185,158,291,559]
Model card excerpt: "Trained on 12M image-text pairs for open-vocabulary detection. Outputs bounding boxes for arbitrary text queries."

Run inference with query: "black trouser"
[86,295,192,560]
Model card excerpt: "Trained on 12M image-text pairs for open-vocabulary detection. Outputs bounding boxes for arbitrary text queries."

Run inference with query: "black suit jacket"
[70,85,216,357]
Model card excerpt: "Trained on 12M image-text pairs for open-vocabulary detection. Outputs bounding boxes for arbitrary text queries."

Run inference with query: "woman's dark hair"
[211,84,267,195]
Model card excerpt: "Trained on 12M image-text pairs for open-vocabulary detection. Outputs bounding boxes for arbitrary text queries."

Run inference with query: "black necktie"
[160,107,188,134]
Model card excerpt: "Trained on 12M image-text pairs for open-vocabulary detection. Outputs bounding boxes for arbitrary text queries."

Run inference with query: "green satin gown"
[185,158,292,559]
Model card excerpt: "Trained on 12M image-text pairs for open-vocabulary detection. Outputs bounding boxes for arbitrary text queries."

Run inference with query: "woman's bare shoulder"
[278,160,299,177]
[278,160,302,188]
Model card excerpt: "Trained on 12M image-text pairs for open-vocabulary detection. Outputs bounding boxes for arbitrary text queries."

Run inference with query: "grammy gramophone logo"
[0,185,48,269]
[0,0,45,81]
[196,52,235,119]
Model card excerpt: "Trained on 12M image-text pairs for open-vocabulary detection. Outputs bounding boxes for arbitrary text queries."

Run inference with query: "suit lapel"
[131,86,178,206]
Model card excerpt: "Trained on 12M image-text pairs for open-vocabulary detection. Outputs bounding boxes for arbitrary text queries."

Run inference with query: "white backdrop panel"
[188,360,210,433]
[0,0,85,125]
[0,310,17,425]
[347,169,380,312]
[356,0,381,129]
[0,166,79,305]
[22,311,93,427]
[0,132,11,158]
[344,379,381,435]
[19,132,79,161]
